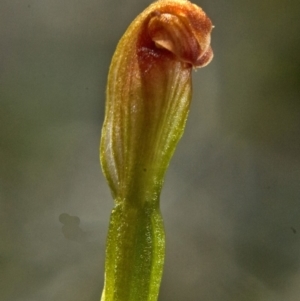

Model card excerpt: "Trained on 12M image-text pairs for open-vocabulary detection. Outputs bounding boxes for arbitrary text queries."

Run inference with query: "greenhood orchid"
[100,0,213,300]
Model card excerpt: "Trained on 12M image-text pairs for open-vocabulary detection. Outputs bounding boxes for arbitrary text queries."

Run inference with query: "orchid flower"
[100,1,213,300]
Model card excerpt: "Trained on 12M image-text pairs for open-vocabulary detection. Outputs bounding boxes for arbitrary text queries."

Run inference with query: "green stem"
[101,199,165,301]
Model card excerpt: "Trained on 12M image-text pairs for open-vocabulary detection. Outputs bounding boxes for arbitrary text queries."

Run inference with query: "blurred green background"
[1,0,300,300]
